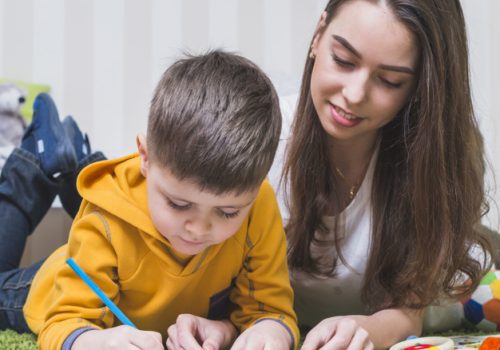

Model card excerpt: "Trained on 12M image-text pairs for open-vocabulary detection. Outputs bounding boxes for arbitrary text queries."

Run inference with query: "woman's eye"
[220,210,240,219]
[379,77,403,89]
[167,199,191,211]
[332,54,354,68]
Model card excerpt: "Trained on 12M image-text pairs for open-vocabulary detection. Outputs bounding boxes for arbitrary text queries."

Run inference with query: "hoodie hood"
[77,153,158,236]
[76,153,232,274]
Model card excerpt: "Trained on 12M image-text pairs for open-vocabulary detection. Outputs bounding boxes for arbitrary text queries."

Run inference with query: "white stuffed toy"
[0,83,27,171]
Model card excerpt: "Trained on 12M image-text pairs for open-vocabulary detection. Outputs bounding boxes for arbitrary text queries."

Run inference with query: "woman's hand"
[301,308,423,350]
[301,316,373,350]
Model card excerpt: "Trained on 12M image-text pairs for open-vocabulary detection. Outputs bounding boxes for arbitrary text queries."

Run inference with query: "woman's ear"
[311,11,328,58]
[136,134,149,177]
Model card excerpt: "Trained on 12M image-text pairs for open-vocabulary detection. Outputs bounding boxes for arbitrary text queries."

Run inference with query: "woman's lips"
[330,104,363,127]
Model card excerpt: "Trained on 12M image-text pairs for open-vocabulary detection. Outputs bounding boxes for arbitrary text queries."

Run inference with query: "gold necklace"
[334,141,378,201]
[334,167,358,200]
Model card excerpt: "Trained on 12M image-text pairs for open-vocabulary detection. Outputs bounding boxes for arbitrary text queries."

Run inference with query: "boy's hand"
[166,314,237,350]
[300,317,373,350]
[231,319,292,350]
[71,325,164,350]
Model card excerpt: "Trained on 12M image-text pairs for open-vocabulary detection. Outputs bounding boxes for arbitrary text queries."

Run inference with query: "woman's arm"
[301,308,423,350]
[349,308,424,348]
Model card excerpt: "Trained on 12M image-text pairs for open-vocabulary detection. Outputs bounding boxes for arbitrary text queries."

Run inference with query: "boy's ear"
[311,11,327,56]
[136,134,149,177]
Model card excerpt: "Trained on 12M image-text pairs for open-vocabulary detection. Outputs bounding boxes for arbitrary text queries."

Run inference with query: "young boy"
[0,51,298,349]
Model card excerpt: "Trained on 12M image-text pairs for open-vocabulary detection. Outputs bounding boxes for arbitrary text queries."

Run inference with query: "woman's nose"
[342,71,369,105]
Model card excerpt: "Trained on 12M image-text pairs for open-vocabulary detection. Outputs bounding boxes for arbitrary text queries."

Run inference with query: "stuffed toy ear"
[0,83,27,115]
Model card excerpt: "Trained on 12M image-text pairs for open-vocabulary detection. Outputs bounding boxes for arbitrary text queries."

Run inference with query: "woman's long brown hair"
[283,0,492,310]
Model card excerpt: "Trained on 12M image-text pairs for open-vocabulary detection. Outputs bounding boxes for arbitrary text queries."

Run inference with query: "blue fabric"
[0,148,59,272]
[0,147,106,333]
[0,260,43,332]
[62,116,91,162]
[0,148,57,331]
[0,148,106,271]
[21,93,77,177]
[59,151,106,218]
[62,327,97,350]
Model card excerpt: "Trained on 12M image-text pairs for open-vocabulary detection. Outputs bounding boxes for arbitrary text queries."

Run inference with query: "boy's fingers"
[202,336,221,350]
[130,330,164,350]
[202,343,216,350]
[144,330,164,347]
[176,315,203,349]
[166,325,179,349]
[165,337,175,350]
[178,332,203,349]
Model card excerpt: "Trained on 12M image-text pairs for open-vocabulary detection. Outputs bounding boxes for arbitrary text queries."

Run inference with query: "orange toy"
[479,336,500,350]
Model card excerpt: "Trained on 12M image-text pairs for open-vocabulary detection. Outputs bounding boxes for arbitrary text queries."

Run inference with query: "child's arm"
[165,314,237,350]
[71,326,164,350]
[29,203,155,349]
[231,319,293,349]
[301,308,423,350]
[230,181,299,349]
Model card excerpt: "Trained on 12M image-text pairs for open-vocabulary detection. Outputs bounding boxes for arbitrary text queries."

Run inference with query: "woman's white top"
[290,152,376,327]
[269,95,469,331]
[269,94,376,327]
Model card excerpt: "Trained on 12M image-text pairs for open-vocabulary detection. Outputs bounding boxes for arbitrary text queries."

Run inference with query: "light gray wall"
[0,0,498,229]
[462,1,500,229]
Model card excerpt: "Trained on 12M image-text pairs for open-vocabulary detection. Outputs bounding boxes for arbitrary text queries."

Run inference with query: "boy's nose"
[185,217,212,240]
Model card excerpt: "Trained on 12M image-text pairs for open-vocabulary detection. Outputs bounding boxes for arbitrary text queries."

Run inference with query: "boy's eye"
[167,199,191,211]
[332,54,354,68]
[219,210,240,219]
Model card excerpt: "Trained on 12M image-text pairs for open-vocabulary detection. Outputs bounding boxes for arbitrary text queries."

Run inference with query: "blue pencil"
[66,258,137,328]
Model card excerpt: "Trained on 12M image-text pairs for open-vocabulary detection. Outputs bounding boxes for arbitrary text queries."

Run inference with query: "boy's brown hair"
[147,50,281,194]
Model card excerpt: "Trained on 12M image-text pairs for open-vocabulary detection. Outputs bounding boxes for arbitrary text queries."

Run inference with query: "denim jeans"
[0,148,105,331]
[0,261,44,332]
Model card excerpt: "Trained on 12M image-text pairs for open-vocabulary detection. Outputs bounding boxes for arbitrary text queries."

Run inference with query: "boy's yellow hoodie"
[23,154,298,349]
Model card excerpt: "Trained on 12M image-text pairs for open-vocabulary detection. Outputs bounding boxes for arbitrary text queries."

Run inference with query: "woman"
[271,0,493,348]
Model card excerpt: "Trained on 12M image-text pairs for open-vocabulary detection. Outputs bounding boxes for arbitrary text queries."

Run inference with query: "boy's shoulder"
[230,179,282,246]
[251,179,278,213]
